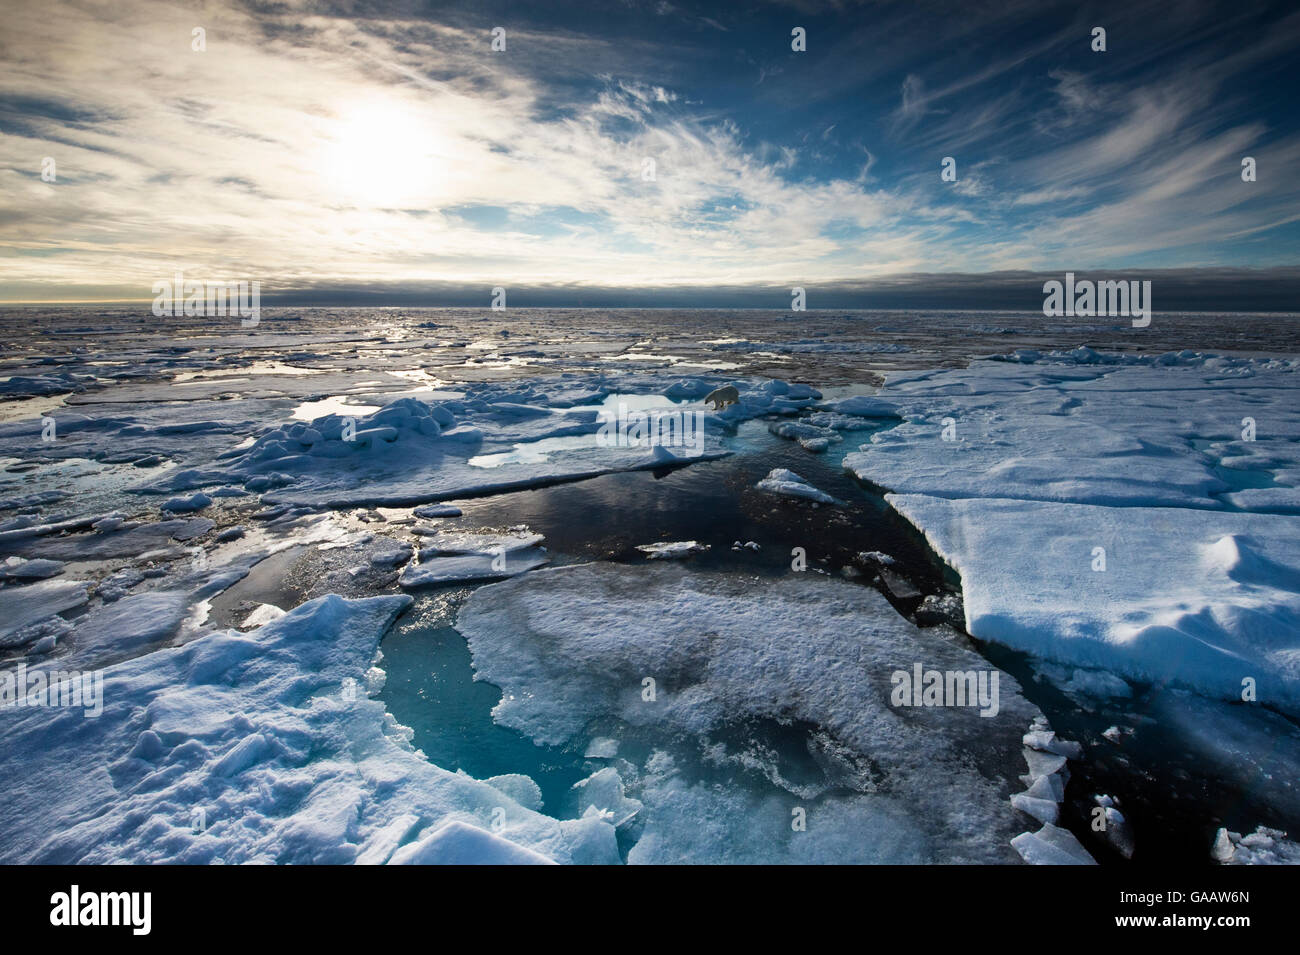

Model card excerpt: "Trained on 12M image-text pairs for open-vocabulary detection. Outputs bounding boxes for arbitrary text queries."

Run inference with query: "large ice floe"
[844,349,1300,713]
[456,562,1053,863]
[0,594,614,864]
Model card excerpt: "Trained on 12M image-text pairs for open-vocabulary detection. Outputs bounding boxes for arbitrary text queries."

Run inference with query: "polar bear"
[704,385,739,410]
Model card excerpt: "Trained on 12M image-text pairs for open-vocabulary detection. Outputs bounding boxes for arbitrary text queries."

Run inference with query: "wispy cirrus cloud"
[0,0,1297,301]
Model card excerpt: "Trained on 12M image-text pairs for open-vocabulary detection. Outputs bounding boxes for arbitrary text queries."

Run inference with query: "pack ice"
[0,593,613,864]
[844,349,1300,712]
[457,562,1049,863]
[133,375,820,509]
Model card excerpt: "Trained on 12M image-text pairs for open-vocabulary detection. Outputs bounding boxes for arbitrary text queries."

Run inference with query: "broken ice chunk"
[1010,793,1059,826]
[1213,826,1300,865]
[161,492,212,513]
[636,540,709,560]
[1011,824,1097,865]
[1092,795,1135,859]
[756,468,835,504]
[0,557,64,581]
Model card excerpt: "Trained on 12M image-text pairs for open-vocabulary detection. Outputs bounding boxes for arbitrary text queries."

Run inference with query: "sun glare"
[320,101,444,207]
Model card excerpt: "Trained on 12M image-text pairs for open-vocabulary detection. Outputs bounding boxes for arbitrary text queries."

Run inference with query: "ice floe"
[843,351,1300,711]
[0,593,608,864]
[635,540,709,560]
[887,494,1300,709]
[756,468,836,504]
[456,562,1046,863]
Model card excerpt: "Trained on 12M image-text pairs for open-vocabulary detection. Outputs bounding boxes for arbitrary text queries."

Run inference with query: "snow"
[6,325,1296,865]
[840,351,1300,712]
[0,593,609,864]
[240,603,286,629]
[161,492,212,513]
[456,562,1045,863]
[846,352,1300,509]
[756,468,836,504]
[887,494,1300,709]
[388,820,556,865]
[823,395,901,418]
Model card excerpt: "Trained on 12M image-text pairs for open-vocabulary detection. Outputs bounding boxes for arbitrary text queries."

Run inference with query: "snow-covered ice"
[456,561,1044,863]
[886,494,1300,708]
[845,351,1300,712]
[0,593,611,864]
[1212,826,1300,865]
[756,468,836,504]
[635,540,710,560]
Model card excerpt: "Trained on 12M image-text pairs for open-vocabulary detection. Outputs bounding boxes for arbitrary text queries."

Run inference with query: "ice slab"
[0,578,90,645]
[635,540,709,560]
[0,557,65,580]
[388,820,556,865]
[887,494,1300,711]
[1011,823,1097,865]
[846,352,1300,510]
[457,562,1043,863]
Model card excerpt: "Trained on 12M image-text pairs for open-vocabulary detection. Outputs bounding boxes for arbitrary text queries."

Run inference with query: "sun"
[320,100,444,208]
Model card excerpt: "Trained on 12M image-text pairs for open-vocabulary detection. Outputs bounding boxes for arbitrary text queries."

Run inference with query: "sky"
[2,0,1300,306]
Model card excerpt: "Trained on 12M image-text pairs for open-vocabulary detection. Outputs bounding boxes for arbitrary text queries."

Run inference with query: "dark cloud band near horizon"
[5,269,1300,312]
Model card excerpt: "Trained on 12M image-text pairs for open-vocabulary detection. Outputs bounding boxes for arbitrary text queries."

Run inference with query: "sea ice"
[0,578,90,646]
[840,351,1300,710]
[457,562,1046,863]
[887,494,1300,709]
[399,550,549,587]
[1213,826,1300,865]
[756,468,836,504]
[1011,823,1097,865]
[387,820,556,865]
[0,593,605,864]
[635,540,709,559]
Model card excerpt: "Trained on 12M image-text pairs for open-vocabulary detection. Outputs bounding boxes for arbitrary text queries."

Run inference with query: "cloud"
[1,0,1298,301]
